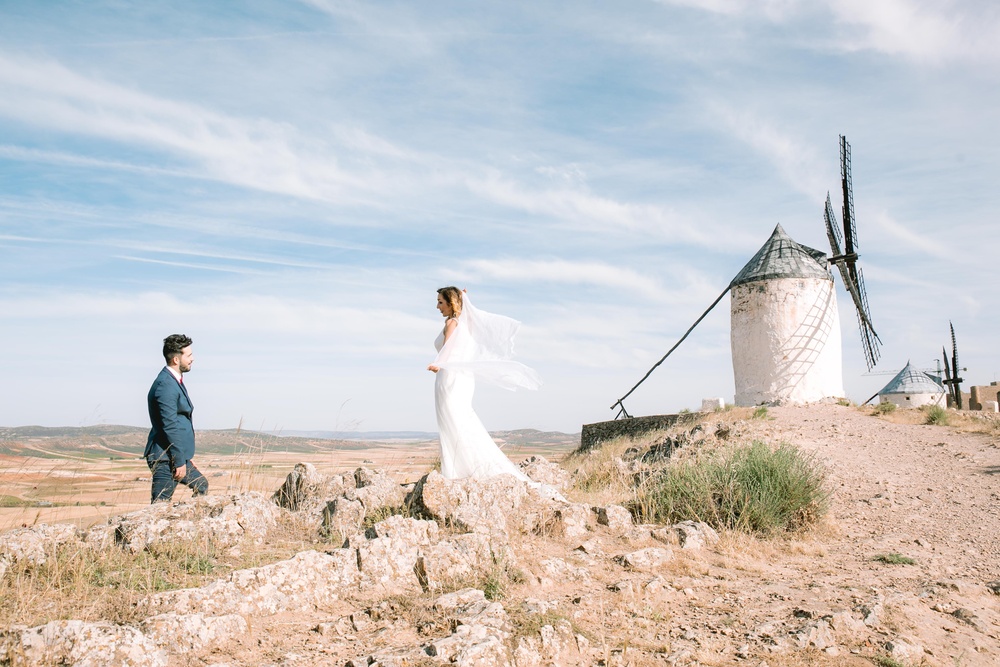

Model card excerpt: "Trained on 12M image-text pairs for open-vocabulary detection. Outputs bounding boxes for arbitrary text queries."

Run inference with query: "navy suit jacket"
[144,367,195,465]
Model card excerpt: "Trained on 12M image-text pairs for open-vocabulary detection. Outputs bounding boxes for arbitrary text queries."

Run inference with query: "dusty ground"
[3,404,1000,666]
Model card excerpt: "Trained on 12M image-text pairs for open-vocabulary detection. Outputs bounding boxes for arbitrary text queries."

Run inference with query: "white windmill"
[610,136,881,417]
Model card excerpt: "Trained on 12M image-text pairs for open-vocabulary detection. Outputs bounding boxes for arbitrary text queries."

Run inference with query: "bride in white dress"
[427,287,542,480]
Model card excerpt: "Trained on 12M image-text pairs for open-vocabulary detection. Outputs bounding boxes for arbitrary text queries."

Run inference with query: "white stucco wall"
[879,392,946,409]
[731,277,844,406]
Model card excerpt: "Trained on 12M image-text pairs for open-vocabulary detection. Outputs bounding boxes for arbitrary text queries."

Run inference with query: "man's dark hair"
[162,334,193,363]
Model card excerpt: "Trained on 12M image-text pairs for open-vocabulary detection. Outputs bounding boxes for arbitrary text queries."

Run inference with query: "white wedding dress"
[431,295,542,480]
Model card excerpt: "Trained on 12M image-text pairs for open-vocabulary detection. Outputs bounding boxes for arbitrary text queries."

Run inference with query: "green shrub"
[633,441,830,536]
[924,405,949,425]
[873,654,906,667]
[752,405,769,420]
[873,552,915,565]
[836,397,853,407]
[872,401,896,415]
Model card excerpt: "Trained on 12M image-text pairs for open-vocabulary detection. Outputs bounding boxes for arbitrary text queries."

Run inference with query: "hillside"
[0,426,575,458]
[2,404,999,666]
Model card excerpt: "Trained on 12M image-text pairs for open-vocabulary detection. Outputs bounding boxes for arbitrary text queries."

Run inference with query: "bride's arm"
[427,318,459,373]
[442,317,458,342]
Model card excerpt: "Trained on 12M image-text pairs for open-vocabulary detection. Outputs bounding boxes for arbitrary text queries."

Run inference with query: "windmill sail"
[824,136,882,371]
[948,322,963,408]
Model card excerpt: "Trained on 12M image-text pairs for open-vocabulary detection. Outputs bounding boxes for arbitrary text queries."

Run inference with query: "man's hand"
[173,464,186,481]
[427,364,439,373]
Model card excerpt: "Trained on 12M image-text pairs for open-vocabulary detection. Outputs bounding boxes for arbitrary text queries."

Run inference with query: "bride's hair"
[437,286,463,317]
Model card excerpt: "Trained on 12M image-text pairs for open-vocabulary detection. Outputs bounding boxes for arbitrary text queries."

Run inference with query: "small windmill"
[823,135,881,371]
[941,321,964,408]
[609,135,882,417]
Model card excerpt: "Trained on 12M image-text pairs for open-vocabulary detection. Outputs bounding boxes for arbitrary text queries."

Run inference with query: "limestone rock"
[415,532,496,592]
[794,620,835,650]
[271,463,353,515]
[672,520,719,550]
[411,471,555,538]
[514,619,589,666]
[427,588,511,665]
[595,505,633,530]
[140,612,247,651]
[0,620,167,667]
[0,522,79,575]
[650,527,679,546]
[549,503,592,538]
[153,549,360,616]
[352,515,497,593]
[518,456,572,490]
[349,467,408,511]
[321,497,365,540]
[356,534,422,594]
[103,493,278,553]
[368,514,439,544]
[828,611,867,639]
[884,637,923,663]
[434,587,488,611]
[615,547,673,571]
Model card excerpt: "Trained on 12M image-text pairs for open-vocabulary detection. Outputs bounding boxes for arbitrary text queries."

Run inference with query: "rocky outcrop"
[152,548,360,616]
[517,456,572,491]
[346,587,589,667]
[0,522,78,579]
[139,612,247,652]
[86,492,278,553]
[513,619,590,666]
[0,620,168,667]
[672,520,719,549]
[271,462,354,514]
[408,470,559,539]
[274,463,408,539]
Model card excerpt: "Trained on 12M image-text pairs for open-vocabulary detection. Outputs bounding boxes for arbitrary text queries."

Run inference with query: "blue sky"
[2,1,998,433]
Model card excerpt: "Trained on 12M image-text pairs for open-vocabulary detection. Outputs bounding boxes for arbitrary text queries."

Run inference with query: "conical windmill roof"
[879,361,944,395]
[731,224,831,287]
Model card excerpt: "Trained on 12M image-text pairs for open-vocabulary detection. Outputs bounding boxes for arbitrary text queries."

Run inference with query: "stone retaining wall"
[579,414,697,452]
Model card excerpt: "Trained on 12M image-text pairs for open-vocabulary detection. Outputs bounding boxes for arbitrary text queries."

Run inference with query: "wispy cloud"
[825,0,1000,63]
[708,105,830,197]
[0,144,194,178]
[873,211,960,262]
[0,52,372,203]
[463,172,714,244]
[654,0,1000,63]
[452,257,675,303]
[652,0,798,20]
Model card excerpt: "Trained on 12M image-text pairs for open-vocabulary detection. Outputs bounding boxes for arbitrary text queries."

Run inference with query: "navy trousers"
[148,457,209,503]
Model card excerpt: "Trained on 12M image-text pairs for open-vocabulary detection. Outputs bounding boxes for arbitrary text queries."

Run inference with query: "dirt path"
[717,404,1000,665]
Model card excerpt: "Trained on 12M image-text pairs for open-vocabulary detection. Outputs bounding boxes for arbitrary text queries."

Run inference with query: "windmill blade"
[840,136,859,269]
[824,193,844,258]
[842,264,882,370]
[950,321,963,409]
[950,321,959,375]
[825,135,881,370]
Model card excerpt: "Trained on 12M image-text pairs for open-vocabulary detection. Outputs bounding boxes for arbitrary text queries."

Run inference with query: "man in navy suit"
[145,334,209,503]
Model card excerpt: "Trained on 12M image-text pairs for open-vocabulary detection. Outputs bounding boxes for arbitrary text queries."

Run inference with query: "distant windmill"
[941,321,964,408]
[610,136,881,417]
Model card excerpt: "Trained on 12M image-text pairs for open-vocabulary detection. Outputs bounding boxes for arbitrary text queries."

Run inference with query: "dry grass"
[863,403,1000,435]
[0,510,335,628]
[562,429,673,505]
